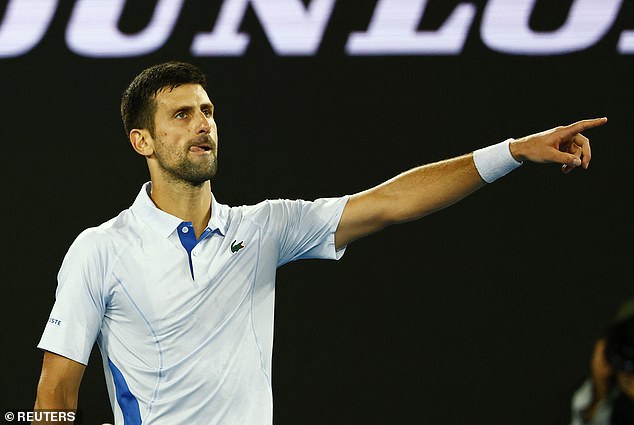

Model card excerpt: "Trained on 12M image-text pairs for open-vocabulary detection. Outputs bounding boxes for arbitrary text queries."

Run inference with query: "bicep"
[335,188,391,250]
[35,351,86,409]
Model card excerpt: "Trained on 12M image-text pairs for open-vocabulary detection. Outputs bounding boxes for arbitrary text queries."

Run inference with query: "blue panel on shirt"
[177,222,212,279]
[108,358,142,425]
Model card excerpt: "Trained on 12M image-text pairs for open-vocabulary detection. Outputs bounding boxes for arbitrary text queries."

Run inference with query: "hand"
[590,338,614,400]
[582,338,614,422]
[509,117,607,174]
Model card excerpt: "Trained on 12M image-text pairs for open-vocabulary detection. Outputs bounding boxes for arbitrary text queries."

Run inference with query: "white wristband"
[473,138,522,183]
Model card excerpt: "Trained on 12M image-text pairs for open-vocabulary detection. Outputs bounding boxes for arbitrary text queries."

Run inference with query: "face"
[618,371,634,399]
[147,83,218,186]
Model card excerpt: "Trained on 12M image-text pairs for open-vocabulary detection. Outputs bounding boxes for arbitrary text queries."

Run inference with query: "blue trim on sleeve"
[108,358,142,425]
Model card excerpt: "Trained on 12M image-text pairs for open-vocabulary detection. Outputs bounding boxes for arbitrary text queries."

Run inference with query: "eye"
[202,108,213,118]
[175,111,188,119]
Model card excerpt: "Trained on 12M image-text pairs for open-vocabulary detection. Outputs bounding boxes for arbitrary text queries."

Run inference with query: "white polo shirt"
[38,182,349,425]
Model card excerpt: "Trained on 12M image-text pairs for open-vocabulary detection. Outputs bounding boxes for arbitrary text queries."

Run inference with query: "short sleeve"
[37,230,108,365]
[271,196,349,267]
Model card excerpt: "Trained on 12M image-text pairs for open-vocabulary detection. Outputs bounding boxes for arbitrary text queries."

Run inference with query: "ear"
[129,129,154,157]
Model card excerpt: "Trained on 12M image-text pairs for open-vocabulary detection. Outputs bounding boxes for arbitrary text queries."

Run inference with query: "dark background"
[2,1,633,424]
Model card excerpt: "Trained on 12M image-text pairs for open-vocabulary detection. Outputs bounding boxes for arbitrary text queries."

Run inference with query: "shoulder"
[231,198,286,216]
[230,196,348,229]
[231,198,307,226]
[65,209,138,263]
[236,197,347,216]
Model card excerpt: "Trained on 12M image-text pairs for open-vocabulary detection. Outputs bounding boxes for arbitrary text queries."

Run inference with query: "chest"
[104,226,275,338]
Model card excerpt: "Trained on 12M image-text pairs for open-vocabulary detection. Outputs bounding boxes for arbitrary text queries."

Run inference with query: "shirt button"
[192,251,199,256]
[182,227,189,234]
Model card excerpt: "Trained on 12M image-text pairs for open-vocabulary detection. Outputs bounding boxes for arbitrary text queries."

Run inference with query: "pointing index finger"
[564,117,608,136]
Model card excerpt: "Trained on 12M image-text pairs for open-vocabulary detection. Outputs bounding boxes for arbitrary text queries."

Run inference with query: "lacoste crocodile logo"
[231,240,245,253]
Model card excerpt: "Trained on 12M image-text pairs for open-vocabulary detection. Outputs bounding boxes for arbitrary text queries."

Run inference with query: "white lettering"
[192,0,336,56]
[0,0,58,58]
[66,0,185,57]
[481,0,622,55]
[18,411,76,421]
[345,0,476,55]
[0,0,631,58]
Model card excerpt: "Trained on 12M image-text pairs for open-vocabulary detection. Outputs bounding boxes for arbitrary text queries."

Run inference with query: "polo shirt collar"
[131,182,229,238]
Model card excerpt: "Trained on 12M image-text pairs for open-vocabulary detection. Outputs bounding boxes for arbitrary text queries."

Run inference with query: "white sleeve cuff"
[473,138,523,183]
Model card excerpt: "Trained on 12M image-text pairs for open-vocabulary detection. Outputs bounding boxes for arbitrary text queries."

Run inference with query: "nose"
[196,110,213,134]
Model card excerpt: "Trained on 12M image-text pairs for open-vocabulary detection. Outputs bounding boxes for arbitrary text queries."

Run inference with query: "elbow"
[372,187,437,226]
[35,381,78,410]
[380,202,434,226]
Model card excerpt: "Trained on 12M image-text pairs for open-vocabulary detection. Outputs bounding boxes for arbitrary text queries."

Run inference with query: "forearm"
[336,154,486,248]
[366,153,485,226]
[34,385,78,410]
[365,135,525,227]
[33,352,84,424]
[33,388,77,425]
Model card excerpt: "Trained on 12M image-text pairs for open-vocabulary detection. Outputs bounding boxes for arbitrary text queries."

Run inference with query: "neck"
[149,178,212,238]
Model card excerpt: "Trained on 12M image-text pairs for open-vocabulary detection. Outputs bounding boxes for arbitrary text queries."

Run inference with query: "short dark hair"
[120,61,207,136]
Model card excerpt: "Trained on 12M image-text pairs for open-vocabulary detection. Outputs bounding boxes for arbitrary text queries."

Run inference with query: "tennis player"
[33,61,606,424]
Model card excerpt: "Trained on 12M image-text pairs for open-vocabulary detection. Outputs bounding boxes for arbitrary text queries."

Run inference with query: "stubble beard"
[175,154,218,186]
[154,138,218,187]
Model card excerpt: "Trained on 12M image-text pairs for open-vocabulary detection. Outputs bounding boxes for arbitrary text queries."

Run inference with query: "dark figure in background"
[571,299,634,425]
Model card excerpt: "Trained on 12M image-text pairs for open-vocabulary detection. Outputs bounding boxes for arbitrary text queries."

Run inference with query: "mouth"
[188,136,215,154]
[189,145,212,154]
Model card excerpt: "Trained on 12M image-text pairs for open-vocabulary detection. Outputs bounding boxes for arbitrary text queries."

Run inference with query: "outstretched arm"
[335,117,607,249]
